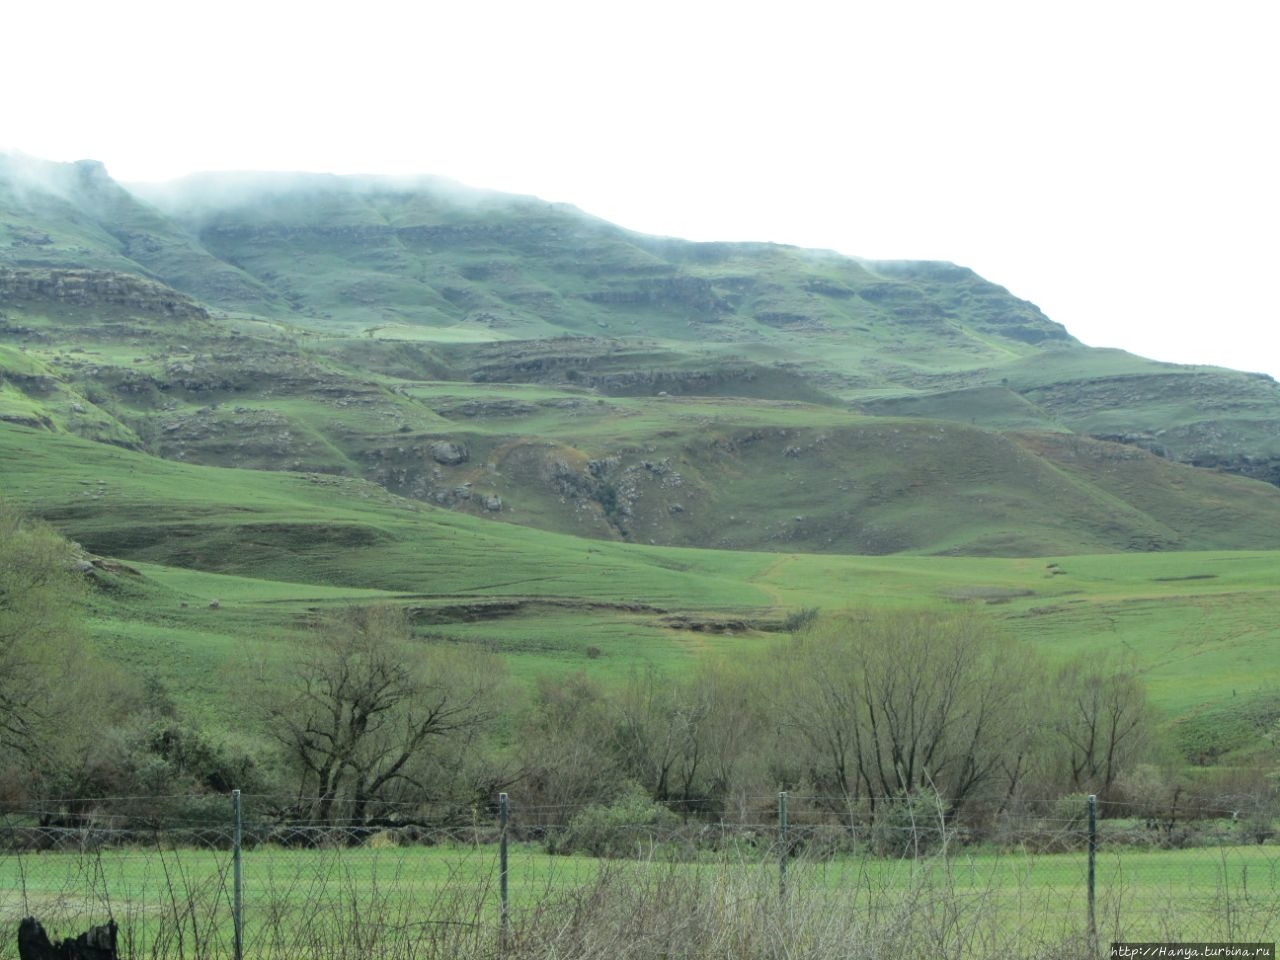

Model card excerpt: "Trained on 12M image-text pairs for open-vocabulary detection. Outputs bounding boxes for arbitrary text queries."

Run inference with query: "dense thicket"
[512,610,1184,833]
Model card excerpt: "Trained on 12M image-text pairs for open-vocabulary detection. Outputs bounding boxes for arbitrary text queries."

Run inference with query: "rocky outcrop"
[0,412,54,429]
[754,311,827,330]
[1186,453,1280,487]
[0,268,210,321]
[583,276,727,318]
[433,398,539,418]
[1022,370,1280,487]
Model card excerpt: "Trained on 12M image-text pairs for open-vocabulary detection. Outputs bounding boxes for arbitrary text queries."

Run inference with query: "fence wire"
[1,793,1277,959]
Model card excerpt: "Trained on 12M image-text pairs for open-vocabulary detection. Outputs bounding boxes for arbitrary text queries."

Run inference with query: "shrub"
[782,607,820,633]
[870,789,950,858]
[546,784,680,858]
[1052,792,1092,827]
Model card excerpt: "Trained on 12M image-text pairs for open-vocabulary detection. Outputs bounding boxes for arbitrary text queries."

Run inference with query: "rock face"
[583,276,727,320]
[0,268,210,321]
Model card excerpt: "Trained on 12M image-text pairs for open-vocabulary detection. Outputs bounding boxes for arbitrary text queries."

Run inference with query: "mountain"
[5,154,1280,557]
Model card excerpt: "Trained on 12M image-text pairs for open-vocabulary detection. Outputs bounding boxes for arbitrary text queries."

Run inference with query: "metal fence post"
[233,788,243,960]
[499,792,510,949]
[778,790,789,900]
[1087,793,1097,954]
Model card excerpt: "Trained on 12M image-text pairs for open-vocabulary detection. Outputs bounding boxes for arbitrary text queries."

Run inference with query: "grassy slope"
[7,295,1280,558]
[3,423,1278,761]
[4,158,1280,761]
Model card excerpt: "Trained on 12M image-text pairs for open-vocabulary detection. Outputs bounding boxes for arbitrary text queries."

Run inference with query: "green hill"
[5,155,1280,555]
[3,423,1278,767]
[4,153,1280,768]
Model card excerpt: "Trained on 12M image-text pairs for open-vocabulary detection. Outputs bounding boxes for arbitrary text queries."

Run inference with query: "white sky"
[3,0,1277,376]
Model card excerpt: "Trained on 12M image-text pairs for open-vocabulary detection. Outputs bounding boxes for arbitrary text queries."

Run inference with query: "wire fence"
[1,792,1277,959]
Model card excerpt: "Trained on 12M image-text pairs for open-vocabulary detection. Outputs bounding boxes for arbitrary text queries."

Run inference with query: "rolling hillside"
[5,152,1280,768]
[5,154,1280,557]
[4,422,1278,764]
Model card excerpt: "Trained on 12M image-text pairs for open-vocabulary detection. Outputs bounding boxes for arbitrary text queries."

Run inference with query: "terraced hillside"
[5,154,1280,557]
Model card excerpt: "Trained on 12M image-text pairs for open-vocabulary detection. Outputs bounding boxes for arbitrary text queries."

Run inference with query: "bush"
[782,607,820,633]
[1241,813,1275,845]
[1052,792,1093,827]
[870,789,950,858]
[546,785,680,858]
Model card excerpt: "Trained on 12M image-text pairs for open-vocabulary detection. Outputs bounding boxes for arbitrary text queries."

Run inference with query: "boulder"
[430,441,469,465]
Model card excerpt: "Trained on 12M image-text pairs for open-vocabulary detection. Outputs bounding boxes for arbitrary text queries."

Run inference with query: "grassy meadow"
[3,838,1277,959]
[3,419,1279,755]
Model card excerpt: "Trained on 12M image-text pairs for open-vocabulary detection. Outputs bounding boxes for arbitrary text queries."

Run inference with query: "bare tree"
[1052,655,1153,799]
[779,608,1037,819]
[267,605,501,824]
[518,673,623,817]
[611,667,709,809]
[776,630,867,812]
[685,661,769,820]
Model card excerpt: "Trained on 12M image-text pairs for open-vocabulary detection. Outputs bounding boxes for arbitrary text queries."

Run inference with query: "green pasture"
[76,541,1279,752]
[6,421,1280,735]
[809,843,1280,942]
[2,841,1276,957]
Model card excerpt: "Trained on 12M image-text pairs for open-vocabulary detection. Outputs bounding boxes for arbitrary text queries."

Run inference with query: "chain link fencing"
[2,791,1276,959]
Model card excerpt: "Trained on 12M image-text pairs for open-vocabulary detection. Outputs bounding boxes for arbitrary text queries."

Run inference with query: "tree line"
[0,500,1267,836]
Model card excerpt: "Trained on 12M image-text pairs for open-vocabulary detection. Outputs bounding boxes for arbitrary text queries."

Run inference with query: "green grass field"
[5,419,1280,752]
[3,839,1276,958]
